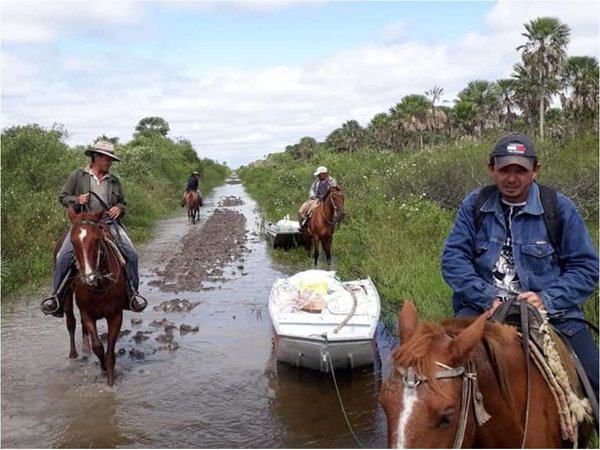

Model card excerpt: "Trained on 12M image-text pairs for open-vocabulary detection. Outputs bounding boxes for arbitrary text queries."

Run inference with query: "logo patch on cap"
[507,143,526,154]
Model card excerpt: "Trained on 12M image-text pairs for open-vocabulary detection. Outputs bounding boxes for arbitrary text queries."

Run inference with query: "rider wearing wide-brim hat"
[298,166,337,227]
[40,140,147,316]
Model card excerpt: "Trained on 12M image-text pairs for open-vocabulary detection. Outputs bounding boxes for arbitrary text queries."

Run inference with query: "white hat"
[84,140,121,161]
[313,166,328,176]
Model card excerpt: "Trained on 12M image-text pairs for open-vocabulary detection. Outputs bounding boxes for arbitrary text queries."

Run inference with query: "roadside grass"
[1,125,229,297]
[239,133,599,331]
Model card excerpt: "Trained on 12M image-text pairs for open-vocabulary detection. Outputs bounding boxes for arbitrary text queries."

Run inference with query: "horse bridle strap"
[320,192,339,226]
[399,361,491,449]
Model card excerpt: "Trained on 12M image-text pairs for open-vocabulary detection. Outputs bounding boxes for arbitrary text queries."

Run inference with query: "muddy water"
[1,182,396,448]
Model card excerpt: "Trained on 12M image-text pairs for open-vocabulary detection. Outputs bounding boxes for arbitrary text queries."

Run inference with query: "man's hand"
[107,206,121,220]
[78,193,90,205]
[517,291,545,310]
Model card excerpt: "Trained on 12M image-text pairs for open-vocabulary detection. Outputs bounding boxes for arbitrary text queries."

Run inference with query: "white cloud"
[1,0,145,44]
[2,1,598,167]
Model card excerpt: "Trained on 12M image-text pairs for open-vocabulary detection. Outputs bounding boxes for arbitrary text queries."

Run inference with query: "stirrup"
[40,295,60,314]
[129,292,148,313]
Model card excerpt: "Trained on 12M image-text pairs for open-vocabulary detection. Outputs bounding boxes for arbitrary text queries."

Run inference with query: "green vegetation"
[239,134,599,329]
[240,16,598,329]
[1,122,229,297]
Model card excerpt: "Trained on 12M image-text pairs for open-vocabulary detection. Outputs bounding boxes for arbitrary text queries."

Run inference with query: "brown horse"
[63,207,127,386]
[302,185,345,266]
[378,301,593,448]
[185,190,201,225]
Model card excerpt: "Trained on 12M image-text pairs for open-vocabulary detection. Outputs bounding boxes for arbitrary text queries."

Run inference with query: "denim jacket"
[441,182,598,335]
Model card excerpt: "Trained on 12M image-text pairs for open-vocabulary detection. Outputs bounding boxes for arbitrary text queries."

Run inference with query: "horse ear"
[451,313,486,364]
[399,300,418,344]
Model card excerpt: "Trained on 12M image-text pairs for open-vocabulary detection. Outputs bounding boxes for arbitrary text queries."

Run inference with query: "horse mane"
[392,317,519,413]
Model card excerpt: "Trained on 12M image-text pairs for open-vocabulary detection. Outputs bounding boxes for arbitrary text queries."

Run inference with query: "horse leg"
[105,312,123,387]
[81,329,91,355]
[81,313,107,372]
[312,236,320,266]
[322,235,333,266]
[64,291,78,359]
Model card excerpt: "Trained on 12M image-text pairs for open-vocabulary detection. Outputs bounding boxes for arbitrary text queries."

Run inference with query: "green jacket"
[58,168,127,217]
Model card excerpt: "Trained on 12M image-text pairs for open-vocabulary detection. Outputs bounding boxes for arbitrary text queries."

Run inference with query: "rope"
[332,288,358,334]
[326,353,363,448]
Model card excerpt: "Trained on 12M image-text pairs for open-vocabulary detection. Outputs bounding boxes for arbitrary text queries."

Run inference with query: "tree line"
[1,120,229,296]
[282,17,598,159]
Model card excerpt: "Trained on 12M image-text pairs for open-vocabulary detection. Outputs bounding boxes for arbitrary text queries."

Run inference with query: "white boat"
[264,215,305,249]
[268,270,381,372]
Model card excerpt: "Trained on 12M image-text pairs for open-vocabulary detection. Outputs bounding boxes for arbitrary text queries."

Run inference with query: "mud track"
[148,199,248,292]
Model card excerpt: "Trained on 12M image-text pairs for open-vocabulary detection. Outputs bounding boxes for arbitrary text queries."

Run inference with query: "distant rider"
[298,166,337,228]
[181,170,201,207]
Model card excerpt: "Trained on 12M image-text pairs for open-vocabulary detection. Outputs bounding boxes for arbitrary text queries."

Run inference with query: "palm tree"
[517,17,570,140]
[326,121,365,153]
[390,95,432,149]
[449,100,477,137]
[496,78,517,127]
[456,80,501,136]
[425,86,448,144]
[560,56,599,135]
[367,113,393,150]
[512,63,547,133]
[340,120,366,153]
[134,116,170,138]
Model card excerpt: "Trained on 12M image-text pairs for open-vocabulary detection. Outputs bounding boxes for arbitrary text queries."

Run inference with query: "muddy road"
[1,181,395,448]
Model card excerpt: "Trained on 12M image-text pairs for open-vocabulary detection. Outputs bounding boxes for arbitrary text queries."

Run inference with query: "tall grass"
[239,134,599,329]
[1,124,229,296]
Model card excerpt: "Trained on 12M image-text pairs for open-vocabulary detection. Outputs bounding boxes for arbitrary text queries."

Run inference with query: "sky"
[2,1,599,168]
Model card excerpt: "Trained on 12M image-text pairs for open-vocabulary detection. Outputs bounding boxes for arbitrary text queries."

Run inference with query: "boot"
[128,291,148,312]
[40,294,65,318]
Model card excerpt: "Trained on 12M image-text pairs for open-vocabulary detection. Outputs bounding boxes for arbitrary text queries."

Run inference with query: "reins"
[73,215,123,293]
[319,190,343,226]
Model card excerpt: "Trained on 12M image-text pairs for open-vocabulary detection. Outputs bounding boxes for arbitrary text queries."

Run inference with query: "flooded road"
[1,181,395,448]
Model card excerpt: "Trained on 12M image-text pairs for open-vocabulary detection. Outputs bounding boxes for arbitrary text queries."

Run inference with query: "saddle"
[489,298,598,429]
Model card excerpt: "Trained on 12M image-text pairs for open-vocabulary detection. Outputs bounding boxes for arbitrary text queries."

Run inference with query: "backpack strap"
[537,184,562,254]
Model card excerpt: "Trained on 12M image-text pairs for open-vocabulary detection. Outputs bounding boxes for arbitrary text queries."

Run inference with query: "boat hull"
[274,334,375,372]
[264,221,305,249]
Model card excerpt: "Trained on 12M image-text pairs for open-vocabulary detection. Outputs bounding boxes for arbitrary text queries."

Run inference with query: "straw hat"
[84,140,121,161]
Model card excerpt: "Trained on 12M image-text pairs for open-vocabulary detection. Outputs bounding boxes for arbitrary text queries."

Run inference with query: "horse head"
[67,207,108,288]
[327,185,345,223]
[378,301,488,448]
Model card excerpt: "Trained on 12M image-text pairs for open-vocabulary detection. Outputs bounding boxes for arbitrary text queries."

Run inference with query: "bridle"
[72,217,122,292]
[321,189,345,226]
[397,361,491,448]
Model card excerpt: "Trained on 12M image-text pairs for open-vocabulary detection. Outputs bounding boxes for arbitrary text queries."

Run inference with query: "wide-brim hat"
[84,140,121,161]
[192,171,199,175]
[313,166,328,176]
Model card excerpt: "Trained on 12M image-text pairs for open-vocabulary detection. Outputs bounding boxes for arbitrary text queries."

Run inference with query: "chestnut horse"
[185,190,201,225]
[378,301,593,448]
[302,185,345,266]
[63,207,127,386]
